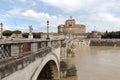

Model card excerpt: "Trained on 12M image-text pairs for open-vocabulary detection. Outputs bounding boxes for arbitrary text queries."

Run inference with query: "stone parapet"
[0,38,64,80]
[0,39,64,59]
[0,47,51,79]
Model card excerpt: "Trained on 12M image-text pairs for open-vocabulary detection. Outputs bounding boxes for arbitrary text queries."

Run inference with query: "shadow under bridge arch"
[32,52,60,80]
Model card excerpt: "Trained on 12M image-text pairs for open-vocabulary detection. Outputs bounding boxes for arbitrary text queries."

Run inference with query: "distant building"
[87,31,102,39]
[58,17,86,35]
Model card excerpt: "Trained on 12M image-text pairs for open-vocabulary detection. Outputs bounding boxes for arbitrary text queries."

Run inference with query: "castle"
[58,17,86,35]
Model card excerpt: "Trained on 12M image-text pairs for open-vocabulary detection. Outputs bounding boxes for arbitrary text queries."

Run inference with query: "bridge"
[0,39,65,80]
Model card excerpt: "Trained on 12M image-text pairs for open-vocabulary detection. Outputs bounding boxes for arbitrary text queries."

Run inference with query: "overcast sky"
[0,0,120,32]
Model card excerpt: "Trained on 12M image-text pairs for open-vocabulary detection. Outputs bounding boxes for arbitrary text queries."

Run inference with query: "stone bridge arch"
[32,53,60,80]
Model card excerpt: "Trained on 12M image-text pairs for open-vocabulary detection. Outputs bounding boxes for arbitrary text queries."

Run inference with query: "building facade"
[58,18,86,35]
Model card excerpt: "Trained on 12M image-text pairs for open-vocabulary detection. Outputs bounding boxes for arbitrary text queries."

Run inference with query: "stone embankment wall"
[71,39,90,47]
[90,39,120,47]
[78,39,90,46]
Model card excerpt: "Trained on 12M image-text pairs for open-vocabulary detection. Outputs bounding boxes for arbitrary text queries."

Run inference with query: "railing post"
[31,42,38,52]
[11,44,21,57]
[47,41,51,47]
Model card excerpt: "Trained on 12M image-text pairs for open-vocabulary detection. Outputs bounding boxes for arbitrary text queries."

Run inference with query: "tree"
[3,30,13,36]
[13,30,22,34]
[22,32,41,38]
[33,32,41,38]
[22,33,29,38]
[102,31,120,39]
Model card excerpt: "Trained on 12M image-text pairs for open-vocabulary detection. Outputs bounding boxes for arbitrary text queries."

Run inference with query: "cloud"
[19,0,26,2]
[30,1,36,6]
[3,0,120,32]
[41,0,109,12]
[97,12,120,31]
[9,0,26,3]
[7,8,66,32]
[99,13,120,23]
[40,0,120,19]
[8,0,36,6]
[78,12,120,32]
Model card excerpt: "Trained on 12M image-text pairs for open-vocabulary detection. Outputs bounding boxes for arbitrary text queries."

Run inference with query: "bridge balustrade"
[0,44,11,59]
[0,39,63,79]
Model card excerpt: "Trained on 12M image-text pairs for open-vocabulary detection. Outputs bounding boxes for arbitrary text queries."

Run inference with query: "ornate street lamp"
[46,20,50,40]
[0,22,3,39]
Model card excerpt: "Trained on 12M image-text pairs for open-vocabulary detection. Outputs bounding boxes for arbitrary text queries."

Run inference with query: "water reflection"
[61,46,120,80]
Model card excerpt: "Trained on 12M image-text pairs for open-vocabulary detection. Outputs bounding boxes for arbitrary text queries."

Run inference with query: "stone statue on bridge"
[28,25,33,39]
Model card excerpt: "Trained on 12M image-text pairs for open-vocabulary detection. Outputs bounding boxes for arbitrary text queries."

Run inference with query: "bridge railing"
[0,39,63,59]
[0,44,11,59]
[0,39,64,79]
[0,47,51,79]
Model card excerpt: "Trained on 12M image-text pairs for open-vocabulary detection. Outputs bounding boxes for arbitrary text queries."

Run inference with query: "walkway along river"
[61,46,120,80]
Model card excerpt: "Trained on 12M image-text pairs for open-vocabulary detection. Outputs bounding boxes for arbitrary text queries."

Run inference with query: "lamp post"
[0,22,3,39]
[46,20,50,40]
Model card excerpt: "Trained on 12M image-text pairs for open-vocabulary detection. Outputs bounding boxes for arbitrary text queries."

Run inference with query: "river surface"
[61,46,120,80]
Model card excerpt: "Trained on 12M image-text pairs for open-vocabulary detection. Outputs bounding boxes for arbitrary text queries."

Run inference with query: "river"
[61,46,120,80]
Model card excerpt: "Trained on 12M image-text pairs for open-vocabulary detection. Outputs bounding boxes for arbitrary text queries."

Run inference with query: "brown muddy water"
[61,46,120,80]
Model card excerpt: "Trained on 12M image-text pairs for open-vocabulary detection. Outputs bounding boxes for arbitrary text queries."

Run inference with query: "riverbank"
[90,39,120,47]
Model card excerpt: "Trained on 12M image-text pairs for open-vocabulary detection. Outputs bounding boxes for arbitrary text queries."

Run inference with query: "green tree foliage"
[33,32,41,38]
[102,31,120,39]
[22,33,29,38]
[22,32,41,38]
[3,30,22,37]
[3,29,42,39]
[12,30,22,34]
[3,30,13,36]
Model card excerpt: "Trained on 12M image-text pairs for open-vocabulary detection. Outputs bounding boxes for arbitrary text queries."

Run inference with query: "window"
[69,24,72,27]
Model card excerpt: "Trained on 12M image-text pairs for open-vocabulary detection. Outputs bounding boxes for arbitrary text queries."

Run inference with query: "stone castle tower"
[58,17,86,35]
